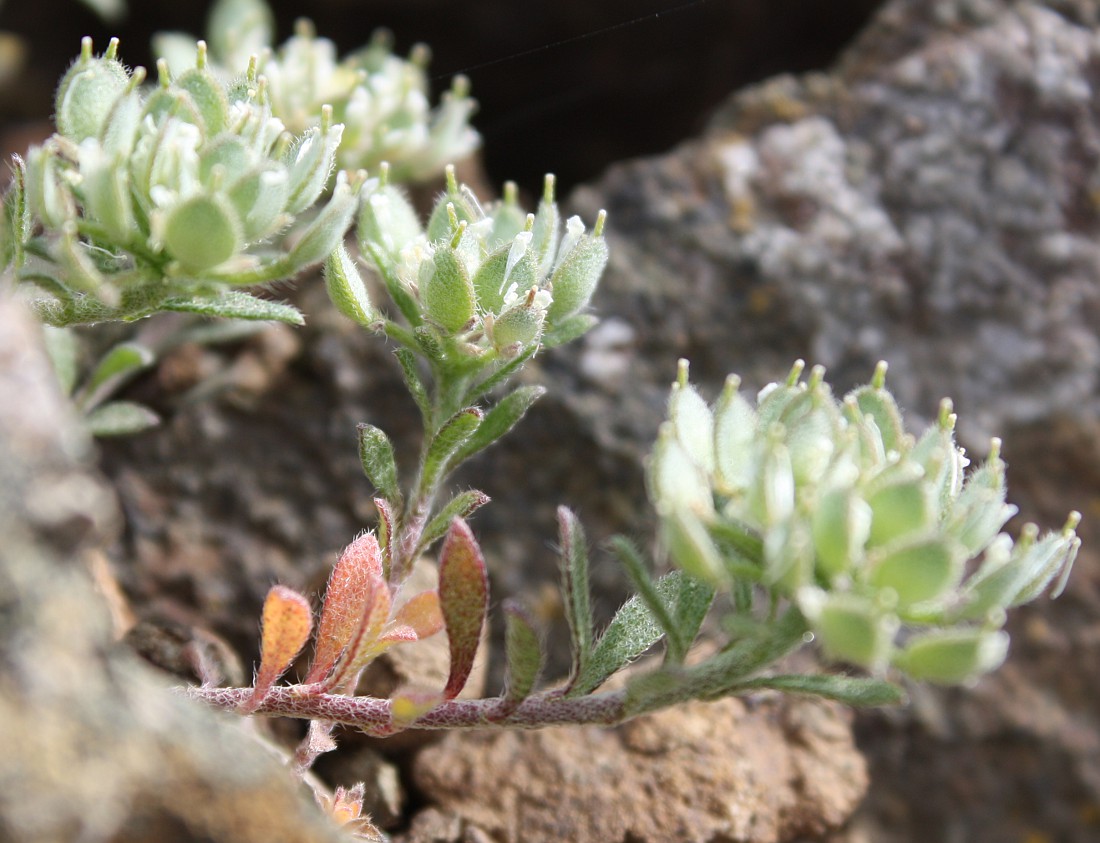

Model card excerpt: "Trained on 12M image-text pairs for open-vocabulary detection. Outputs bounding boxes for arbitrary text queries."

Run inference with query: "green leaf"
[733,674,904,706]
[42,326,80,396]
[420,408,482,494]
[558,507,594,688]
[672,571,715,657]
[542,313,598,349]
[438,518,489,699]
[356,424,401,506]
[394,348,430,422]
[85,400,161,437]
[80,341,155,410]
[610,536,684,660]
[417,490,491,557]
[502,600,542,706]
[450,385,545,468]
[161,291,305,325]
[572,571,689,696]
[463,344,537,405]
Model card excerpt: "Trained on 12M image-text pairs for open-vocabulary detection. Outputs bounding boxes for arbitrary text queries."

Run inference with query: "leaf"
[542,313,598,349]
[245,585,313,712]
[438,518,489,699]
[733,674,904,706]
[463,344,537,405]
[450,386,545,468]
[161,291,305,325]
[85,401,161,437]
[375,497,396,579]
[417,490,491,557]
[611,536,683,658]
[394,348,430,422]
[558,507,594,687]
[79,341,155,410]
[357,423,401,506]
[393,590,444,640]
[305,532,384,686]
[420,408,482,494]
[501,600,543,709]
[571,570,690,696]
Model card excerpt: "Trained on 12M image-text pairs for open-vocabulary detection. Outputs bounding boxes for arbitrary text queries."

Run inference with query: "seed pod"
[546,215,608,323]
[893,627,1009,684]
[799,588,898,673]
[55,38,130,142]
[491,293,545,355]
[421,243,475,333]
[163,193,243,273]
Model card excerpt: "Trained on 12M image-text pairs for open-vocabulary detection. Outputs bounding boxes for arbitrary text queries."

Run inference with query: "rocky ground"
[1,0,1099,841]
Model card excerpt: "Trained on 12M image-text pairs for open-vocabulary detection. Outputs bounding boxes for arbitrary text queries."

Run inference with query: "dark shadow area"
[0,0,885,191]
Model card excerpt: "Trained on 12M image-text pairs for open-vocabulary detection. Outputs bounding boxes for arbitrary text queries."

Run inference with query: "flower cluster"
[13,36,356,326]
[648,359,1080,684]
[354,165,608,363]
[154,0,478,183]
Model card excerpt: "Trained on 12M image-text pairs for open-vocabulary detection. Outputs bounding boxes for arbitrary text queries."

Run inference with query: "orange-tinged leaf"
[438,518,488,699]
[334,575,392,688]
[246,585,312,712]
[306,532,384,685]
[394,590,443,639]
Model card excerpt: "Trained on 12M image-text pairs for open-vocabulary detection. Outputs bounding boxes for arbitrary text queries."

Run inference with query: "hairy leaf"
[502,600,542,707]
[449,386,545,468]
[558,507,594,688]
[417,490,491,556]
[357,423,401,506]
[733,674,904,706]
[80,341,155,410]
[161,291,305,325]
[438,518,488,699]
[247,585,312,712]
[420,408,482,494]
[393,590,444,640]
[305,532,383,685]
[394,347,430,422]
[85,400,160,437]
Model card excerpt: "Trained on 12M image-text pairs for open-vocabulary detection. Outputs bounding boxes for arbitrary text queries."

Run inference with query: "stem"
[187,685,630,732]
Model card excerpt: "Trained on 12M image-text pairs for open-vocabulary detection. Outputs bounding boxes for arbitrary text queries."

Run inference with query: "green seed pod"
[358,181,423,259]
[714,375,756,493]
[812,487,872,580]
[227,164,290,241]
[176,63,229,137]
[848,362,905,455]
[661,506,726,586]
[163,193,243,273]
[487,182,527,248]
[81,150,134,243]
[530,174,560,276]
[55,39,130,142]
[799,588,898,672]
[283,115,344,214]
[668,365,715,476]
[490,294,545,355]
[546,217,608,323]
[426,167,481,241]
[945,442,1016,556]
[472,235,537,316]
[421,243,475,333]
[286,172,359,269]
[892,627,1009,684]
[648,423,713,517]
[101,87,145,157]
[869,537,964,611]
[865,475,933,548]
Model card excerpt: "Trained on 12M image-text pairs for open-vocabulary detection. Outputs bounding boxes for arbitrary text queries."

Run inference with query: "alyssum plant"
[0,0,1080,836]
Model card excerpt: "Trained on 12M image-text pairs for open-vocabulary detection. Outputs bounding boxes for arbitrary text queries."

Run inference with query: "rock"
[404,697,866,843]
[0,298,347,843]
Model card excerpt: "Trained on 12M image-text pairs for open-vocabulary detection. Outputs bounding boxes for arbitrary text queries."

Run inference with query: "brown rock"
[404,696,867,843]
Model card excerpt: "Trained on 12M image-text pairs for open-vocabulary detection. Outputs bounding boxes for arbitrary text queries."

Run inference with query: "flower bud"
[714,375,756,493]
[324,243,375,326]
[668,363,715,476]
[358,179,423,259]
[283,112,344,214]
[648,423,713,517]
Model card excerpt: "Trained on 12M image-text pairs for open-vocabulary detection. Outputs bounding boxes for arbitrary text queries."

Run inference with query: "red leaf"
[438,518,489,699]
[305,532,384,685]
[246,585,312,712]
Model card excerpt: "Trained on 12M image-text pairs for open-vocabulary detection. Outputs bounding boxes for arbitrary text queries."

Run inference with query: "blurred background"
[0,0,884,192]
